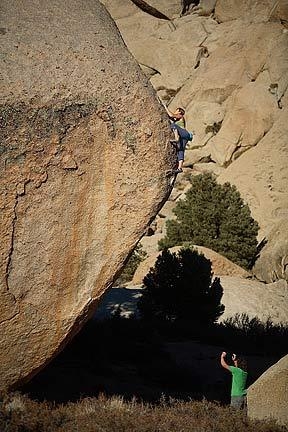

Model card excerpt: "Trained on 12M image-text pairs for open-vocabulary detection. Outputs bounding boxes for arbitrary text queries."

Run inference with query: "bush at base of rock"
[138,247,225,325]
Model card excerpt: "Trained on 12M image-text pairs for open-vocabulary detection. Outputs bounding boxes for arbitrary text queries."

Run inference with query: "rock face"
[130,0,183,19]
[101,0,184,21]
[215,0,288,23]
[218,277,288,324]
[217,108,288,262]
[247,354,288,427]
[253,219,288,283]
[0,0,173,390]
[102,0,288,284]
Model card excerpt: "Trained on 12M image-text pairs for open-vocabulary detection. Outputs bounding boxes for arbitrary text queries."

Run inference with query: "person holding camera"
[220,351,248,409]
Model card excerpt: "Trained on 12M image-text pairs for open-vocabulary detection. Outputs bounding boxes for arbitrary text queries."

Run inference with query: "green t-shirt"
[229,366,247,397]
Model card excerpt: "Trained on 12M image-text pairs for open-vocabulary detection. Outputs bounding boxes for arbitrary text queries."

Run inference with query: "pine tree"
[137,248,225,324]
[158,173,259,269]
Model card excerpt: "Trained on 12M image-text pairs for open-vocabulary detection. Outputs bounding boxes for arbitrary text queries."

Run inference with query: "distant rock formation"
[218,277,288,324]
[0,0,173,390]
[103,0,288,284]
[218,108,288,280]
[248,354,288,427]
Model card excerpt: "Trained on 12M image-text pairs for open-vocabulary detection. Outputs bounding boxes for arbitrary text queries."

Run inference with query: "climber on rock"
[164,105,193,174]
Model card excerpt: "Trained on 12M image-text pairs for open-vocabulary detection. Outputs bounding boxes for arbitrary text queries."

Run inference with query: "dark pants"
[231,395,247,409]
[171,123,193,161]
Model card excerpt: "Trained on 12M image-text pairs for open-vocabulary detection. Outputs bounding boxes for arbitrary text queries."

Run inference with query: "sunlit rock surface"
[248,354,288,427]
[0,0,173,390]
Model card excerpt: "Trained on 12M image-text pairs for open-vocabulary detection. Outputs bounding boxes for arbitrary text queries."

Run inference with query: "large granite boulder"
[247,354,288,427]
[99,0,138,20]
[0,0,173,390]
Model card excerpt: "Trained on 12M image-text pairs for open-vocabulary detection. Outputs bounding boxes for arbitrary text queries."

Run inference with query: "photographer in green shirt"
[220,351,248,409]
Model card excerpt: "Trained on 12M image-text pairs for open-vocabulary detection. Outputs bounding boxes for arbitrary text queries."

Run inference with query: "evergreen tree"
[158,173,259,269]
[137,248,225,324]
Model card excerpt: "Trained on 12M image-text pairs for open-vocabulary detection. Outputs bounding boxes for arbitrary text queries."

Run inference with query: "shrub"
[158,173,259,269]
[137,248,225,325]
[218,313,288,355]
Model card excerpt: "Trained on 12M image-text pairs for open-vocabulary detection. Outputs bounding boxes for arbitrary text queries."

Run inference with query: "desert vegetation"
[1,392,286,432]
[138,248,224,324]
[159,173,259,269]
[2,307,286,431]
[4,218,286,431]
[8,240,286,431]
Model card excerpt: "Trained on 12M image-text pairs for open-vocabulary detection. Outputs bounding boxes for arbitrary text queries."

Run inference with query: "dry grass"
[0,392,285,432]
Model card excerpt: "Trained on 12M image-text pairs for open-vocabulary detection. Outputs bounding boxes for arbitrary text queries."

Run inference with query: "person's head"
[174,107,185,119]
[233,354,247,371]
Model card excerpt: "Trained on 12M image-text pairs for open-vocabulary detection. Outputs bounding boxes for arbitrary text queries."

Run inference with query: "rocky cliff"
[101,0,288,285]
[0,0,173,390]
